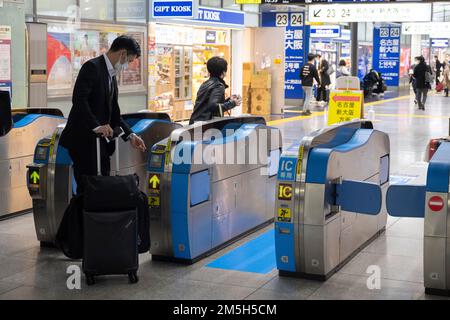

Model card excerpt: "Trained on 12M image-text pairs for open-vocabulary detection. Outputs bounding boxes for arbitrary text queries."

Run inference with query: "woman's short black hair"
[207,57,228,78]
[415,55,425,63]
[110,35,141,58]
[339,59,346,67]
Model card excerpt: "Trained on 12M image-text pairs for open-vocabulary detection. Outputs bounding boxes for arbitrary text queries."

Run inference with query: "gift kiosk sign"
[151,0,197,19]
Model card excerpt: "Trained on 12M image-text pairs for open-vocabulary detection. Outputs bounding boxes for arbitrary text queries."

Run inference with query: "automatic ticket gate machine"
[27,112,181,246]
[387,142,450,296]
[275,120,390,280]
[148,116,283,263]
[0,107,65,219]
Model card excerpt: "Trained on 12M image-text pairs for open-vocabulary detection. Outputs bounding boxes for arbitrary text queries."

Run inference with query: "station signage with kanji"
[327,90,363,126]
[372,25,401,87]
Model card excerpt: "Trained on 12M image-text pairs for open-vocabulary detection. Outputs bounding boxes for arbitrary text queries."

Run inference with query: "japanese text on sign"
[373,25,401,86]
[285,24,305,99]
[328,90,363,126]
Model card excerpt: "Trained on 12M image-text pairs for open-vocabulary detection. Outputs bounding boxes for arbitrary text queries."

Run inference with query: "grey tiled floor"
[1,91,449,300]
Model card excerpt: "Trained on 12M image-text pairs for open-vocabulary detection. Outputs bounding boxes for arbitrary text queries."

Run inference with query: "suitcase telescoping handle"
[95,127,124,176]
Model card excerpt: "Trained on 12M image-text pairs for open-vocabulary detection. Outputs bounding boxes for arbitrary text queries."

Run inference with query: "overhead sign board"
[310,25,341,38]
[403,22,450,38]
[308,3,432,23]
[262,0,393,3]
[261,12,304,28]
[195,7,245,26]
[151,0,197,19]
[432,39,449,48]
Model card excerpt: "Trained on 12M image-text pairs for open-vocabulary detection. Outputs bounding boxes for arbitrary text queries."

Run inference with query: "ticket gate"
[27,112,181,246]
[148,116,282,263]
[275,120,390,280]
[387,142,450,296]
[0,108,65,219]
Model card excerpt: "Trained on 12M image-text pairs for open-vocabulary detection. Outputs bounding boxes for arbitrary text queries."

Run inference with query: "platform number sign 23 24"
[276,13,303,27]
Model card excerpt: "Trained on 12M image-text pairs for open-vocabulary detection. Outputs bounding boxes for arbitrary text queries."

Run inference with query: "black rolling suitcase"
[82,134,141,286]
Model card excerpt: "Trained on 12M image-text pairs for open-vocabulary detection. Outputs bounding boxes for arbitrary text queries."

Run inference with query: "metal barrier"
[275,120,390,280]
[0,108,65,219]
[387,141,450,296]
[147,116,283,263]
[27,112,181,246]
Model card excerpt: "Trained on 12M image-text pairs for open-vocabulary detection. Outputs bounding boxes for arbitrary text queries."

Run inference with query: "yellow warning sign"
[328,90,363,126]
[148,196,161,208]
[278,207,292,223]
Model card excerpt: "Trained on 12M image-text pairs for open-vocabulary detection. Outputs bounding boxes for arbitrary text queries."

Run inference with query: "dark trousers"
[69,139,111,194]
[415,88,429,108]
[316,86,328,102]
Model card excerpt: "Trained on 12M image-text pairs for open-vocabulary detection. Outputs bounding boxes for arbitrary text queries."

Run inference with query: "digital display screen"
[150,154,164,168]
[35,147,48,161]
[380,154,390,185]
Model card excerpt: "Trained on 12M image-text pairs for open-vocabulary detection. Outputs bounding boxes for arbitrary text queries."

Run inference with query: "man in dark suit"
[60,35,146,193]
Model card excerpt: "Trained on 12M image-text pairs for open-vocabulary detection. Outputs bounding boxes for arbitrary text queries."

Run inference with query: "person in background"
[316,54,331,106]
[189,57,241,124]
[300,53,321,116]
[409,65,418,105]
[413,55,430,111]
[336,59,350,79]
[442,63,450,97]
[434,55,442,85]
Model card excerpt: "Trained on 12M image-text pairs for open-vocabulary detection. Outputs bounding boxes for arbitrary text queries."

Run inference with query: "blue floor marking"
[206,175,417,274]
[206,229,276,274]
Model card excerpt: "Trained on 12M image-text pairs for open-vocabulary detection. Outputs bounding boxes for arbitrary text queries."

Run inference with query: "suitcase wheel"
[128,272,139,284]
[86,274,96,286]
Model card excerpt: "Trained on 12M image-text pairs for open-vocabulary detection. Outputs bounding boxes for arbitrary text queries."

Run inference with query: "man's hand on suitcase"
[130,134,147,152]
[94,125,114,138]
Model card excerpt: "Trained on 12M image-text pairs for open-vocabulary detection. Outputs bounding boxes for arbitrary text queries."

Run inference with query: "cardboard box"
[243,62,255,85]
[242,85,251,114]
[251,70,272,89]
[250,88,271,115]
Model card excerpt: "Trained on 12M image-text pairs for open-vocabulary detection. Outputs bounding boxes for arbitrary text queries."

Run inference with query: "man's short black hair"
[110,35,141,58]
[307,53,316,61]
[207,56,228,78]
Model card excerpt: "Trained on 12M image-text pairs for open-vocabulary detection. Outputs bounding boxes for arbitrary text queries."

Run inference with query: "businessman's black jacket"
[59,55,132,156]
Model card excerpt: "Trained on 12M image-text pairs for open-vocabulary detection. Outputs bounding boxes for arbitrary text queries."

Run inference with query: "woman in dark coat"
[413,55,431,111]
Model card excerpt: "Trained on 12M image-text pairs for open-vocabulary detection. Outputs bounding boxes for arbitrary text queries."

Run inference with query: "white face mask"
[114,52,129,73]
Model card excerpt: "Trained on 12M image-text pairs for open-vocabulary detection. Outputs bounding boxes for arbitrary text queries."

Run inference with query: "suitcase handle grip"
[96,127,123,176]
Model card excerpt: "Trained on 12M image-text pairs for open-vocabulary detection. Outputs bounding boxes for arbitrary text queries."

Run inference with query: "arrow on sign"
[30,171,40,184]
[313,9,321,18]
[333,95,361,103]
[149,175,160,190]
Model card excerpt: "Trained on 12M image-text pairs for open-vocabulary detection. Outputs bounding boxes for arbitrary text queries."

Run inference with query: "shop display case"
[149,24,231,121]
